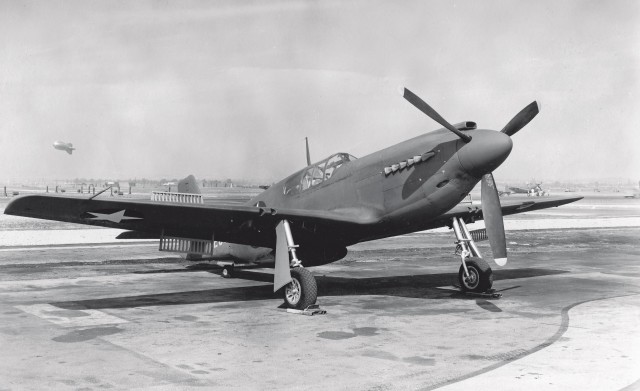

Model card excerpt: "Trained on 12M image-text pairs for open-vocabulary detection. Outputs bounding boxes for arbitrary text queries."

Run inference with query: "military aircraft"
[6,88,582,310]
[508,182,548,197]
[498,186,513,197]
[53,141,75,155]
[624,180,640,199]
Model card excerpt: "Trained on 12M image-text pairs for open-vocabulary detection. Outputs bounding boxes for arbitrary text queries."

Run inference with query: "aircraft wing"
[3,194,378,248]
[434,195,583,228]
[508,186,528,193]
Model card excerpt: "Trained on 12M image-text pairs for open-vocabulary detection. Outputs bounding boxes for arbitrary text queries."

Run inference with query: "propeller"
[481,101,539,265]
[481,173,507,266]
[401,87,472,143]
[400,86,541,267]
[501,101,540,136]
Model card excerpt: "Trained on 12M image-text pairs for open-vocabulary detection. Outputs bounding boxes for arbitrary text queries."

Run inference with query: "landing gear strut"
[279,220,318,309]
[452,217,493,293]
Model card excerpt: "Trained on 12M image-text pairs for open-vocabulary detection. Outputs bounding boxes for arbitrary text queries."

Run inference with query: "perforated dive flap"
[151,191,203,204]
[470,228,488,242]
[159,233,214,255]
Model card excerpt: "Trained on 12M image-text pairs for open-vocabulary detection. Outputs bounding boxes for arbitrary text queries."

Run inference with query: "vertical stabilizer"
[178,175,201,194]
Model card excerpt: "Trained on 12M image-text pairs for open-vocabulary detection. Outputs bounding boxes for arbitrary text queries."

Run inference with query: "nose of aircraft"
[457,129,513,177]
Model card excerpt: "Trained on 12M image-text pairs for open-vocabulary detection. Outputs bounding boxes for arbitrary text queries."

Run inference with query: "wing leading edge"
[436,195,583,228]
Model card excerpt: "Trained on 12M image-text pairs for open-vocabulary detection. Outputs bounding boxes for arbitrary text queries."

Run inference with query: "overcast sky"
[1,0,638,183]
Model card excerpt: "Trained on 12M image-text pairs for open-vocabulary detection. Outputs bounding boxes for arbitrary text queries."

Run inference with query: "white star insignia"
[86,210,142,224]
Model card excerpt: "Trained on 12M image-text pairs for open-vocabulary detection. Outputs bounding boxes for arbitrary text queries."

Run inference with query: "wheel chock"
[460,288,502,299]
[285,304,327,316]
[440,285,503,299]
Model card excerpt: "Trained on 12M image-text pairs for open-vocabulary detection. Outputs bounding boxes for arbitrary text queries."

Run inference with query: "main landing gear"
[283,268,318,309]
[452,217,493,293]
[280,220,318,310]
[221,264,234,279]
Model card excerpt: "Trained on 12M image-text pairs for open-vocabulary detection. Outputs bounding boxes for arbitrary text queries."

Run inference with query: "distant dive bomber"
[53,141,75,155]
[8,88,581,310]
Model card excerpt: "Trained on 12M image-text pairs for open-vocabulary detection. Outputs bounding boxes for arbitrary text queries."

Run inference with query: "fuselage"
[249,127,511,245]
[53,141,74,155]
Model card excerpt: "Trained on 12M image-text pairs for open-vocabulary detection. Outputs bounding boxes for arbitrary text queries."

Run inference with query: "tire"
[221,265,234,279]
[458,257,493,293]
[283,268,318,309]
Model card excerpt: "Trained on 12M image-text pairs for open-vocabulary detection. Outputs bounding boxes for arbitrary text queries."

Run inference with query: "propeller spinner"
[401,87,540,266]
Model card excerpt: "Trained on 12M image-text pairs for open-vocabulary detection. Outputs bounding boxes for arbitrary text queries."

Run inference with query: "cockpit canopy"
[283,153,357,196]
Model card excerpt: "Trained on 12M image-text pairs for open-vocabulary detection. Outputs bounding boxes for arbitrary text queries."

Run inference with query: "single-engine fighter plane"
[508,182,548,197]
[6,88,582,310]
[498,186,513,197]
[53,141,75,155]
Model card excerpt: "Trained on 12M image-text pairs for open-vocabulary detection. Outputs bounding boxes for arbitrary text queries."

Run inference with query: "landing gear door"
[274,221,292,292]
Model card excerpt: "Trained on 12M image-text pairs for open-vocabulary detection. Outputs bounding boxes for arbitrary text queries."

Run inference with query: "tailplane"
[176,174,202,261]
[178,175,201,194]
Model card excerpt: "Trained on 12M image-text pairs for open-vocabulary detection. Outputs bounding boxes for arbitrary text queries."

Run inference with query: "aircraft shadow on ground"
[52,267,568,311]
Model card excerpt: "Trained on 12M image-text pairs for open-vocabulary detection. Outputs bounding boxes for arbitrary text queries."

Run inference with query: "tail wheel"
[283,268,317,309]
[458,257,493,293]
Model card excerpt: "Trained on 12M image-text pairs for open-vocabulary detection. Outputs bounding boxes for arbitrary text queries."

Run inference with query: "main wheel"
[283,268,317,310]
[221,265,234,279]
[458,257,493,293]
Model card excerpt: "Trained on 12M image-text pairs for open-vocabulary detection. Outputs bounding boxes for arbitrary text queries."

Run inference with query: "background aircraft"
[7,88,581,310]
[508,182,548,197]
[624,180,640,199]
[53,141,75,155]
[498,186,513,197]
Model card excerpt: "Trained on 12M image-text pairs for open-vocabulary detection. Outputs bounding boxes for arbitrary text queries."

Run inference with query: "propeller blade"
[305,137,311,166]
[501,101,540,136]
[401,87,472,143]
[481,173,507,266]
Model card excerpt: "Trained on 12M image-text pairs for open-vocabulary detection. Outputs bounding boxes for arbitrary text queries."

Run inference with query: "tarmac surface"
[0,194,639,390]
